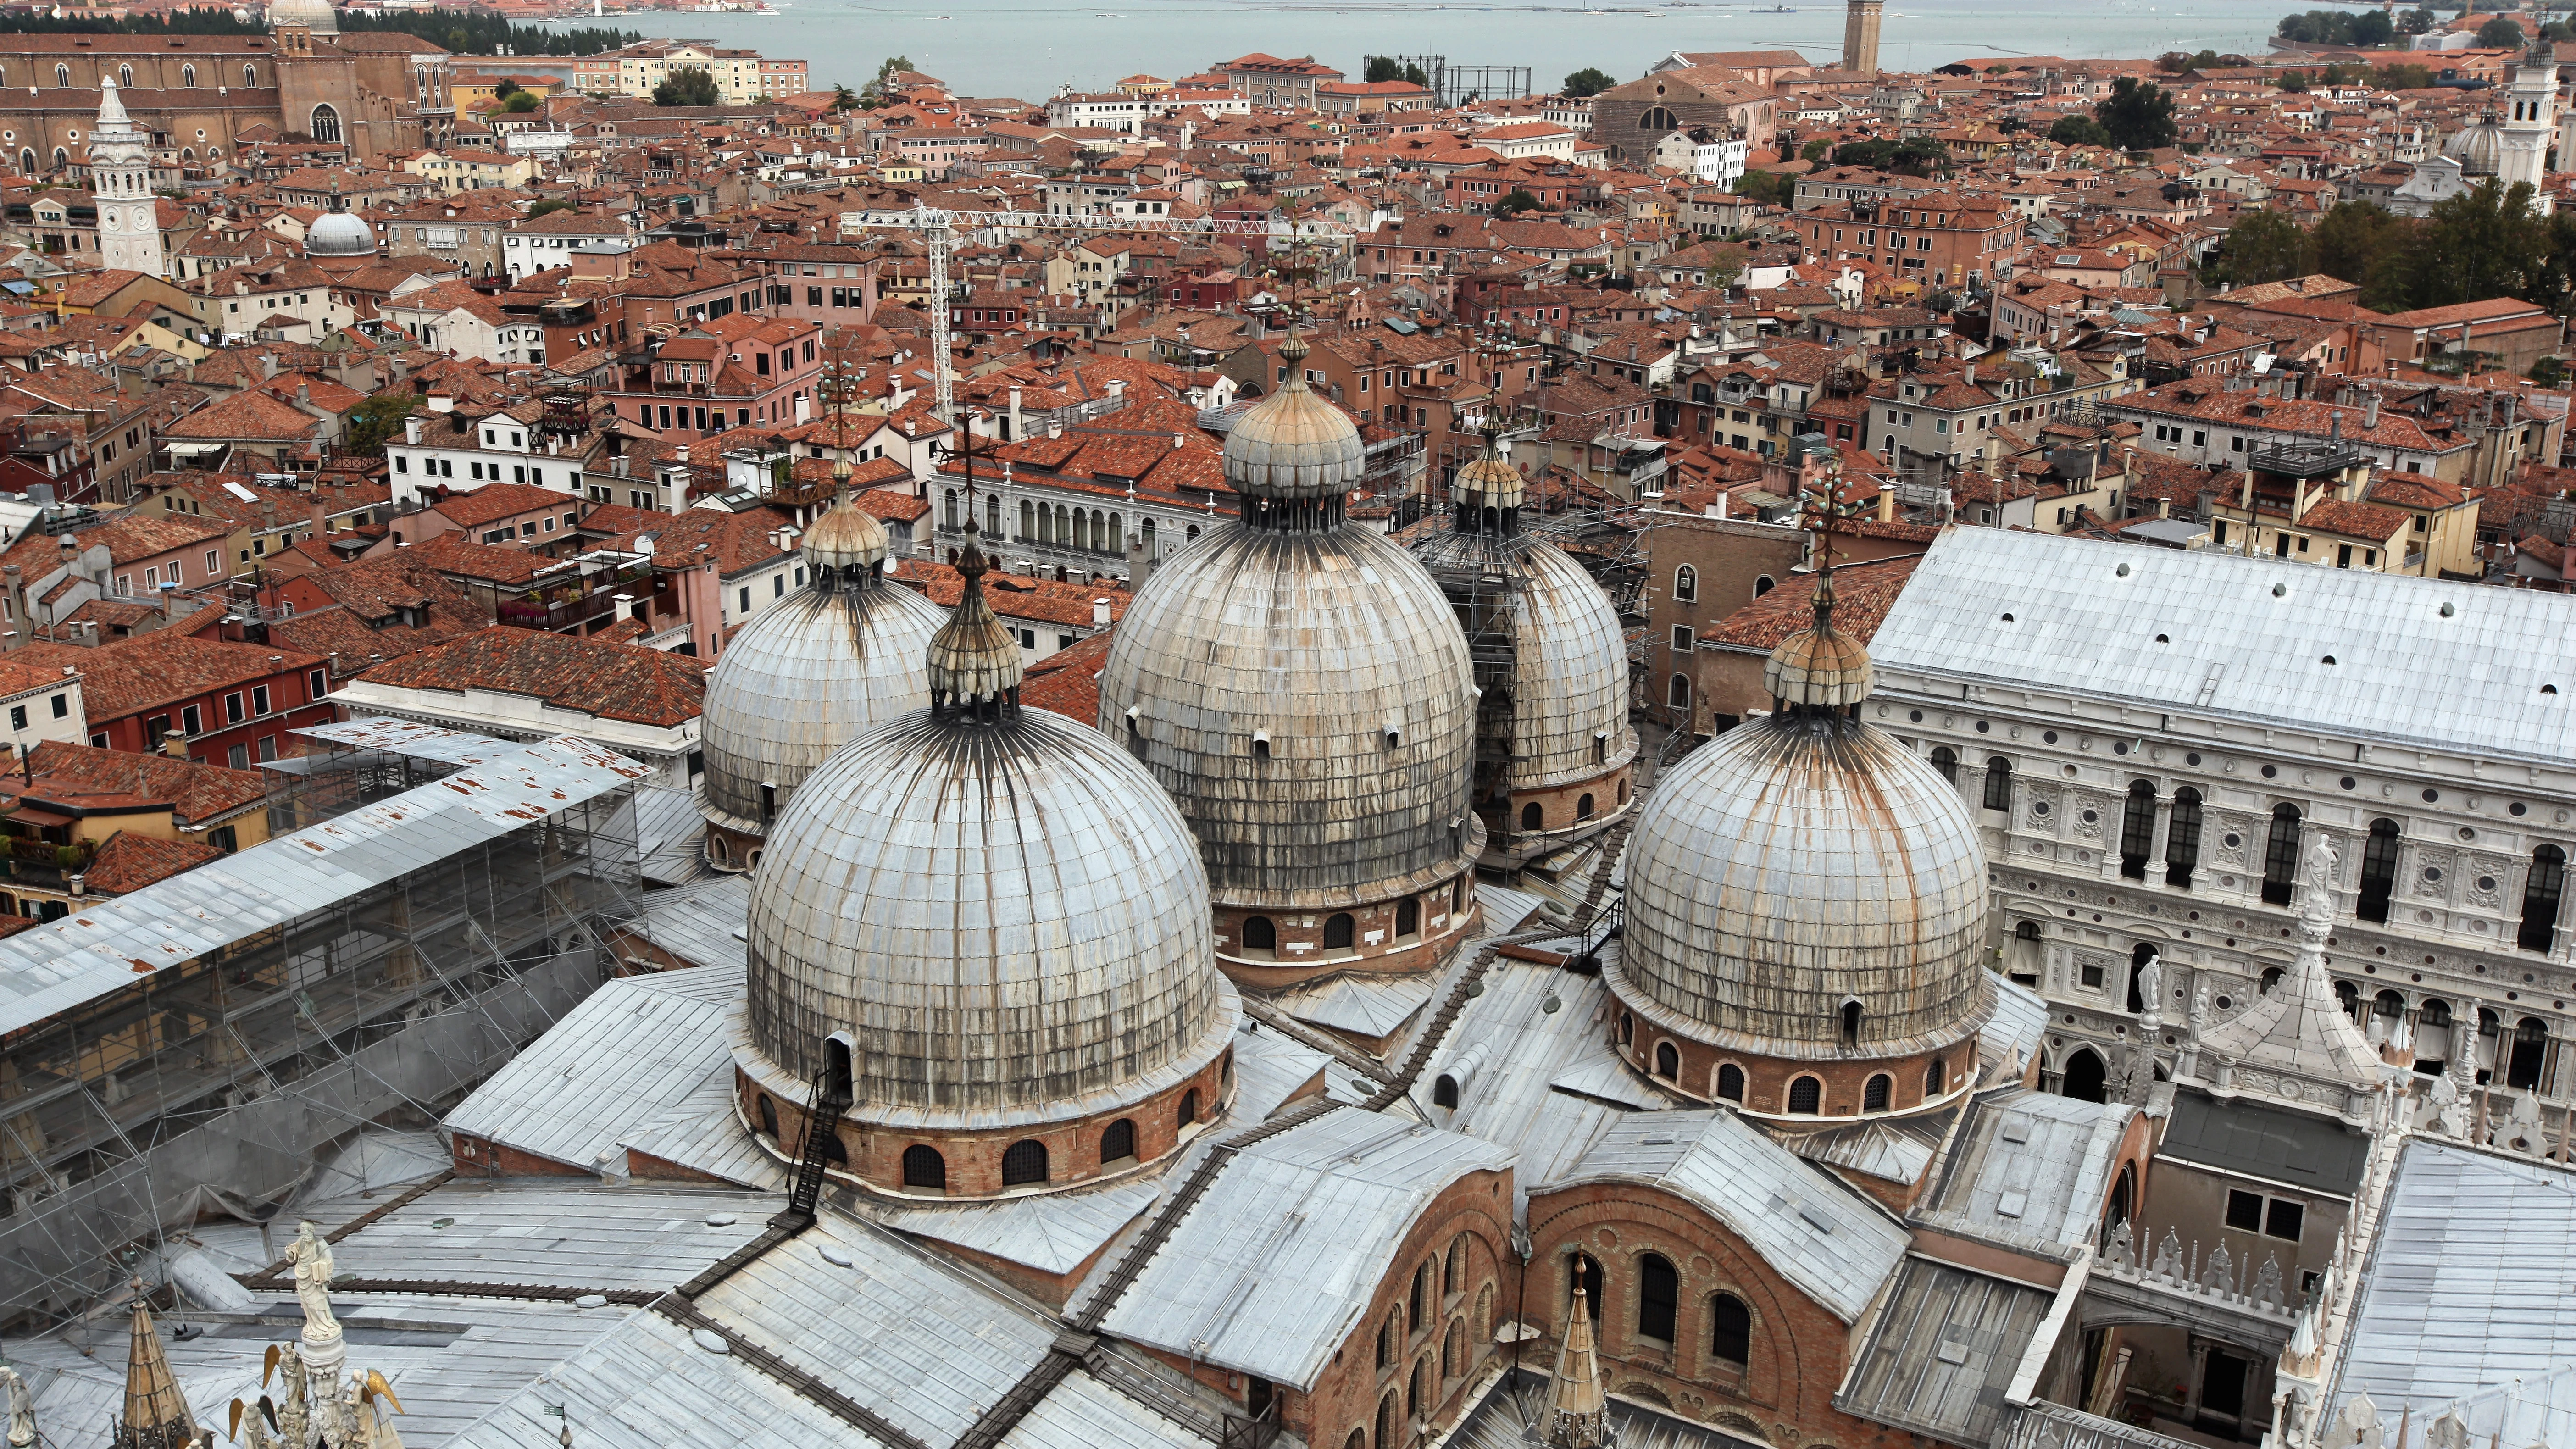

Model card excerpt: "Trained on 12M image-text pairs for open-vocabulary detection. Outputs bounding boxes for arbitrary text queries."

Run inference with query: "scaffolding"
[0,727,645,1331]
[1388,56,1536,109]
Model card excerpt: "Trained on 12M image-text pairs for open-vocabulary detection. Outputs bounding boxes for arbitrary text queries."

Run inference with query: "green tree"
[526,198,576,219]
[2095,76,2179,150]
[493,78,522,100]
[1493,189,1541,217]
[2376,61,2434,89]
[2157,50,2193,72]
[2400,6,2434,33]
[1800,136,1834,163]
[2311,200,2400,284]
[2049,114,2113,146]
[2352,9,2394,44]
[2277,69,2310,91]
[337,6,640,56]
[1365,54,1402,82]
[858,55,915,107]
[653,65,721,106]
[2532,355,2569,386]
[1731,169,1791,207]
[2475,14,2525,47]
[2211,208,2312,287]
[1562,67,1616,98]
[2371,178,2548,312]
[343,393,420,459]
[500,91,540,113]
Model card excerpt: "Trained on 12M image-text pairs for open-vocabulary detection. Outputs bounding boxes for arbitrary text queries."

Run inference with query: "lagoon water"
[539,0,2278,104]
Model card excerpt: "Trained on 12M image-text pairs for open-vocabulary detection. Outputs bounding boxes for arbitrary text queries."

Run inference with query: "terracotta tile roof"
[1704,554,1925,651]
[427,482,578,531]
[13,633,320,722]
[16,740,268,825]
[892,560,1131,630]
[162,388,322,444]
[2293,498,2410,541]
[355,626,706,728]
[83,832,225,895]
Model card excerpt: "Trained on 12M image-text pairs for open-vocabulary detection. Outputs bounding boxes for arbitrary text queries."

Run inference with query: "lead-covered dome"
[2444,111,2504,177]
[304,211,374,257]
[1099,334,1480,927]
[743,539,1238,1130]
[1611,577,1989,1062]
[697,497,943,854]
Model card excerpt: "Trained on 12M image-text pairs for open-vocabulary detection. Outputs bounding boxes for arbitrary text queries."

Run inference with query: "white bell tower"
[2500,40,2558,208]
[89,78,162,278]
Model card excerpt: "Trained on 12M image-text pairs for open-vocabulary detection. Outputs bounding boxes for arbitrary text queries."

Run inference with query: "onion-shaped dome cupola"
[738,511,1241,1198]
[697,485,943,871]
[1606,569,1991,1121]
[1097,334,1485,985]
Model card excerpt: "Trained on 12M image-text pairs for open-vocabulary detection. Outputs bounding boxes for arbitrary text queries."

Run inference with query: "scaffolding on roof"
[0,728,647,1332]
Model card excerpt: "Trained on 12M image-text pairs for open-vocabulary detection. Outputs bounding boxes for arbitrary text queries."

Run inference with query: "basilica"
[7,328,2547,1449]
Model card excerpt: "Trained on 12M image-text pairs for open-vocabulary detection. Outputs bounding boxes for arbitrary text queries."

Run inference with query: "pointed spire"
[1547,1286,1614,1448]
[96,75,132,133]
[925,511,1021,719]
[114,1277,200,1449]
[2195,836,2377,1096]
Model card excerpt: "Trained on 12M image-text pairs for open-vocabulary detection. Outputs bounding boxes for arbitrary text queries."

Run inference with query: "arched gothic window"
[310,102,342,144]
[117,65,132,86]
[245,63,259,86]
[54,65,69,88]
[1638,104,1678,131]
[180,64,196,87]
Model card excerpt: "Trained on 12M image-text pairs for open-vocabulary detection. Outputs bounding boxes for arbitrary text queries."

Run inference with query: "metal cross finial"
[1795,450,1866,580]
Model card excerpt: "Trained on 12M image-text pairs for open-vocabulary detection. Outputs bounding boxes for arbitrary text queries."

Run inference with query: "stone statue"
[2135,952,2164,1027]
[2302,837,2341,925]
[277,1345,311,1449]
[1,1363,34,1449]
[2188,978,2212,1035]
[287,1221,339,1343]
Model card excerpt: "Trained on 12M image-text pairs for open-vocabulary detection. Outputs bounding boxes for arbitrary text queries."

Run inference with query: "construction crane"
[847,205,1348,424]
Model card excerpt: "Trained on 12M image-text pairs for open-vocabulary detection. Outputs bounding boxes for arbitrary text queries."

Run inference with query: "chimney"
[2364,389,2382,429]
[1092,597,1110,627]
[309,497,327,536]
[259,354,279,381]
[1965,364,1976,387]
[295,383,310,407]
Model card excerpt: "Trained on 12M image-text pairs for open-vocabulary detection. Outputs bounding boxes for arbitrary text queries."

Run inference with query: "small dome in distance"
[802,491,888,572]
[304,211,375,257]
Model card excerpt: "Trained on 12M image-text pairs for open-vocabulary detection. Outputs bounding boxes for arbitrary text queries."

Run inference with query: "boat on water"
[1755,3,1793,9]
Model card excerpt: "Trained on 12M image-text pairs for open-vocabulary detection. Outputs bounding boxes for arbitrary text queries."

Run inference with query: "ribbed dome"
[1764,577,1876,708]
[697,564,943,833]
[1098,523,1480,907]
[1509,541,1635,792]
[1614,711,1990,1057]
[304,212,375,257]
[2444,114,2504,176]
[1226,335,1364,504]
[742,704,1240,1124]
[801,493,889,571]
[268,0,339,33]
[1452,454,1526,512]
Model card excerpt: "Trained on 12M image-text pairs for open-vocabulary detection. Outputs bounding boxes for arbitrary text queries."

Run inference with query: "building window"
[2118,780,2156,880]
[1983,757,2013,811]
[1654,1041,1678,1078]
[1716,1062,1744,1101]
[2165,786,2202,889]
[310,103,341,144]
[1930,746,1957,783]
[1100,1118,1136,1163]
[1669,674,1691,710]
[901,1144,945,1189]
[999,1138,1048,1186]
[1925,1057,1945,1097]
[1396,897,1420,936]
[2521,844,2566,953]
[1242,916,1276,954]
[1569,1253,1604,1319]
[1323,912,1355,950]
[1638,1254,1678,1344]
[1710,1294,1753,1366]
[225,692,245,724]
[1787,1075,1822,1114]
[1521,801,1544,831]
[2357,818,2401,923]
[2261,803,2302,906]
[1673,564,1696,601]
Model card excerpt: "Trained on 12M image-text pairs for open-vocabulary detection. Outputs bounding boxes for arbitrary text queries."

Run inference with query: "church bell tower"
[89,78,162,278]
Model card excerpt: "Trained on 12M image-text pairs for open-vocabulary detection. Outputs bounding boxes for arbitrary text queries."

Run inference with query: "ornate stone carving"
[2024,785,2061,834]
[2212,814,2252,866]
[2413,848,2454,900]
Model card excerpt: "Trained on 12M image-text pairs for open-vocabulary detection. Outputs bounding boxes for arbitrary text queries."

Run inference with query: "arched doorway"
[2062,1047,2109,1104]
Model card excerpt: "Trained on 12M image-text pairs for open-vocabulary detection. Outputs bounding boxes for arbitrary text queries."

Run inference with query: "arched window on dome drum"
[1864,1073,1891,1112]
[1445,1233,1466,1294]
[1569,1253,1603,1319]
[1716,1063,1744,1101]
[902,1144,946,1189]
[1100,1118,1136,1164]
[1983,757,2013,812]
[1618,778,1629,805]
[1577,794,1595,821]
[1396,898,1420,937]
[1323,913,1355,950]
[1788,1075,1821,1113]
[1638,1253,1678,1343]
[1521,801,1543,831]
[1186,523,1200,543]
[1452,877,1465,915]
[756,1094,779,1140]
[1179,1088,1199,1127]
[2261,804,2302,906]
[2166,787,2203,889]
[1674,564,1696,602]
[1926,1057,1944,1097]
[2260,966,2284,996]
[181,63,196,87]
[2118,780,2157,880]
[1930,746,1957,784]
[1377,1391,1399,1449]
[1410,1260,1431,1330]
[1000,1139,1048,1186]
[2521,845,2565,953]
[1840,1000,1862,1047]
[1710,1294,1753,1366]
[1655,1041,1678,1079]
[2356,819,2401,923]
[1618,1011,1633,1046]
[825,1036,853,1105]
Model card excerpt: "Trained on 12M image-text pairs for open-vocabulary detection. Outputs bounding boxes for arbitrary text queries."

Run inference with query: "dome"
[742,691,1238,1129]
[800,491,890,571]
[2444,113,2504,177]
[304,211,375,257]
[268,0,339,33]
[1506,541,1634,794]
[1611,586,1990,1062]
[695,533,942,843]
[1452,453,1525,512]
[1225,335,1364,506]
[1763,576,1876,708]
